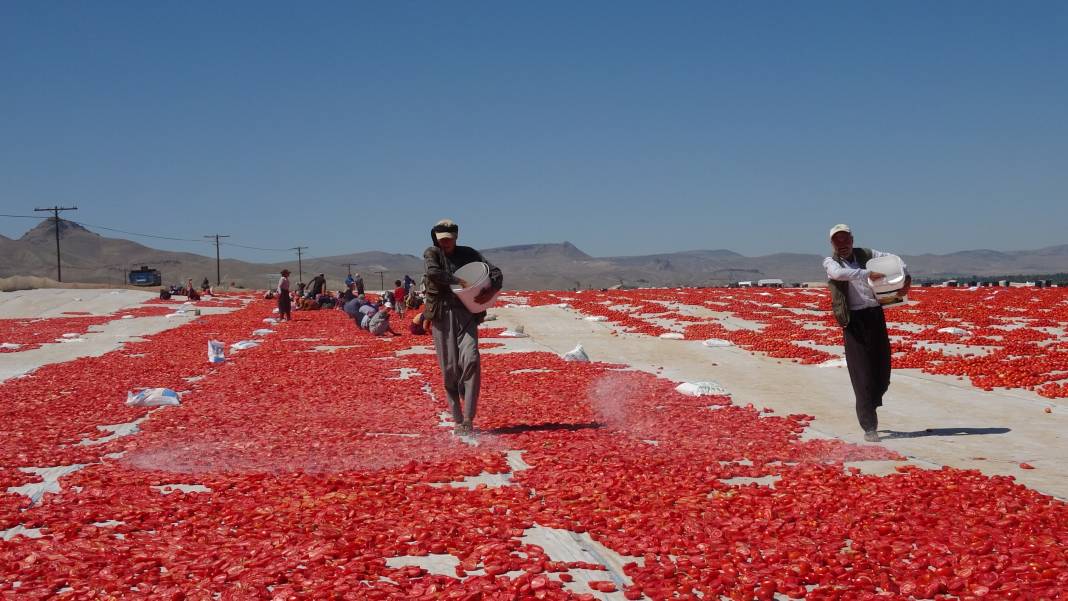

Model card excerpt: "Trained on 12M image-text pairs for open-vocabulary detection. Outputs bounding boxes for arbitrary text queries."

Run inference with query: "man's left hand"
[474,288,495,304]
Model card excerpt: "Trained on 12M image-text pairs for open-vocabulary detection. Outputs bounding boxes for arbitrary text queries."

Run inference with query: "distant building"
[757,278,784,288]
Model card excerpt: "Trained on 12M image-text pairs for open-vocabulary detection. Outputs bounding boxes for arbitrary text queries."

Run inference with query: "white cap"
[829,224,852,239]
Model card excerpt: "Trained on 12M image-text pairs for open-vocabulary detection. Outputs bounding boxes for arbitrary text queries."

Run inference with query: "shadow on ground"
[483,422,605,436]
[880,427,1011,439]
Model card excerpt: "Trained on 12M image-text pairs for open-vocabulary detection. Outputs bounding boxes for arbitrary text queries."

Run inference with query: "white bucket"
[866,254,907,305]
[451,262,499,313]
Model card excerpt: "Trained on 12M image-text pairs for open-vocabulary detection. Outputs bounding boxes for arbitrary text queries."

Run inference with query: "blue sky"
[2,2,1066,262]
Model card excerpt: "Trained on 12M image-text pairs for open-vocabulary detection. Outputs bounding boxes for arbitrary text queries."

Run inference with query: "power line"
[2,213,211,244]
[4,213,300,253]
[219,241,293,252]
[3,213,328,281]
[71,220,207,243]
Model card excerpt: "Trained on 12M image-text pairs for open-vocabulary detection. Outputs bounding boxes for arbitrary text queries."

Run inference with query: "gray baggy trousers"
[843,306,892,433]
[432,303,481,424]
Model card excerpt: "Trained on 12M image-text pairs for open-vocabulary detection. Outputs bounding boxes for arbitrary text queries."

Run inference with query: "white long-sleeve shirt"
[823,250,907,310]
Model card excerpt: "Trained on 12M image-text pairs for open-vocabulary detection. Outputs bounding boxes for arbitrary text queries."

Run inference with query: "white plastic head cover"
[829,224,851,239]
[434,219,458,240]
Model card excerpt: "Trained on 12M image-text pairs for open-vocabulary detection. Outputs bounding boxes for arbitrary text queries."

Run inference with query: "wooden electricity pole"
[204,234,230,286]
[290,246,309,284]
[34,206,78,282]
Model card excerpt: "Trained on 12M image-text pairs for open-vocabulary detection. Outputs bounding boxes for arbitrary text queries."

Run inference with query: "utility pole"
[34,206,78,282]
[375,271,386,291]
[290,246,308,284]
[204,234,230,286]
[342,263,357,276]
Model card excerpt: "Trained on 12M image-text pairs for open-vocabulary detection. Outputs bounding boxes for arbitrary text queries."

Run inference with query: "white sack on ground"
[208,340,225,363]
[584,316,609,322]
[702,339,733,347]
[676,381,730,397]
[127,388,181,407]
[562,344,590,362]
[937,327,971,336]
[659,332,685,340]
[252,329,274,337]
[231,340,259,351]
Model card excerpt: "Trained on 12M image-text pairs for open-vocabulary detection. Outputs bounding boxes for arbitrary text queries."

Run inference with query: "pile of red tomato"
[1,295,1066,598]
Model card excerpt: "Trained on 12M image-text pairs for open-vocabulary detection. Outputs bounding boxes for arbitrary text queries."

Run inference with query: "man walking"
[424,219,503,435]
[824,224,910,442]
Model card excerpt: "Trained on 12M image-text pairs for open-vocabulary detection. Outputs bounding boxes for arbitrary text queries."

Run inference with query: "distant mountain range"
[3,219,1068,290]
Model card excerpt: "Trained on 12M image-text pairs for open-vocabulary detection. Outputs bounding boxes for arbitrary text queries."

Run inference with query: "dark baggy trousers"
[277,292,291,320]
[843,306,892,432]
[432,303,481,425]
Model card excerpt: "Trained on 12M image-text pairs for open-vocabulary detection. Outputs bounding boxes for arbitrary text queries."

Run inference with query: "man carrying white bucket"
[824,224,911,442]
[424,219,503,435]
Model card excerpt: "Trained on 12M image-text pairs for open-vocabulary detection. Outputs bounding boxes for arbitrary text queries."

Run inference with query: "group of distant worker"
[271,268,434,339]
[159,277,216,301]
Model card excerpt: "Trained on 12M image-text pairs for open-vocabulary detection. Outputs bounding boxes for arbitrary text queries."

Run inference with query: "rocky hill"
[3,219,1067,290]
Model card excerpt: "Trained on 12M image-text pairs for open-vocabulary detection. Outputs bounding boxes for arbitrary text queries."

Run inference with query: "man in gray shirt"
[824,224,910,442]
